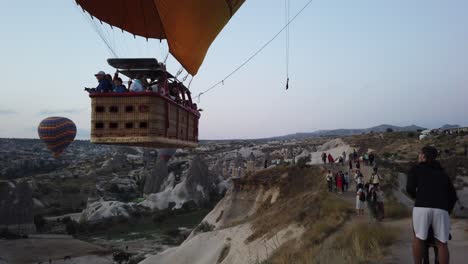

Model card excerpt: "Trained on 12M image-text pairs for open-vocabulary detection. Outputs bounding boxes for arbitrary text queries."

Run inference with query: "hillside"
[262,124,425,141]
[140,132,468,264]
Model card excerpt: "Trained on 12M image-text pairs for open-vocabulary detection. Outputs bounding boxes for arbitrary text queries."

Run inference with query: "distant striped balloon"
[38,117,77,157]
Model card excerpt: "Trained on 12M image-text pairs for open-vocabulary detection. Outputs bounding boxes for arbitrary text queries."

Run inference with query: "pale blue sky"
[0,0,467,139]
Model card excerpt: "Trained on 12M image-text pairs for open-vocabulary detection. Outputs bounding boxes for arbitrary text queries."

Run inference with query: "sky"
[0,0,467,140]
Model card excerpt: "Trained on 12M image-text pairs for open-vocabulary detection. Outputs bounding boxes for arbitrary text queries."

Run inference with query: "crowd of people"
[355,167,385,221]
[323,150,385,221]
[85,70,197,109]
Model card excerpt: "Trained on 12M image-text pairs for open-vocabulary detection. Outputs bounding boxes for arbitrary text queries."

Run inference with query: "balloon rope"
[193,0,313,100]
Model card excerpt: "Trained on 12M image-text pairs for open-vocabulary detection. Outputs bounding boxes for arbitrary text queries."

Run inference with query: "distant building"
[435,127,468,135]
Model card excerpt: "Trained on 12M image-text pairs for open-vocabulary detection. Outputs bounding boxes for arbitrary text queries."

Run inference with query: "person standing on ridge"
[406,146,458,264]
[322,152,327,164]
[328,153,334,164]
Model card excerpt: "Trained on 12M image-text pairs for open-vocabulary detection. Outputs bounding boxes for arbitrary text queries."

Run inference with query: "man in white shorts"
[406,146,458,264]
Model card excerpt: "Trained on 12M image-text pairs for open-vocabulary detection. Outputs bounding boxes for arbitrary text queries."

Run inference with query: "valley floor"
[0,235,112,264]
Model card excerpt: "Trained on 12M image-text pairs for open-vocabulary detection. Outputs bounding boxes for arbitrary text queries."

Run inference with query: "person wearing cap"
[407,146,458,264]
[94,71,112,93]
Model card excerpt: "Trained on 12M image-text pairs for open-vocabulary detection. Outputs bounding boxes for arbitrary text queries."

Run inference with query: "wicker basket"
[89,93,199,148]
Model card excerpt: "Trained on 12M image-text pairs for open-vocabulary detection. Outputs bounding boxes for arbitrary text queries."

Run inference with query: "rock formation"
[143,159,169,195]
[0,180,36,234]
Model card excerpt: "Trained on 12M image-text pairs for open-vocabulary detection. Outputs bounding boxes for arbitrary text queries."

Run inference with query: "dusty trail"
[325,162,468,264]
[380,218,468,264]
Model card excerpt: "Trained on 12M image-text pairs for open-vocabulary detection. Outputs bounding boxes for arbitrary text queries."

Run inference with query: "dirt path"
[380,218,468,264]
[325,163,468,264]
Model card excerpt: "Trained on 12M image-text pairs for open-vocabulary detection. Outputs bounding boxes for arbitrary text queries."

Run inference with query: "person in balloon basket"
[113,77,127,93]
[130,75,145,92]
[406,146,458,264]
[85,71,112,93]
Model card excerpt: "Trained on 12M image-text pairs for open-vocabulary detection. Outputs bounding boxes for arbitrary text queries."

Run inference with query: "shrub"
[296,157,310,168]
[194,221,215,234]
[386,128,394,133]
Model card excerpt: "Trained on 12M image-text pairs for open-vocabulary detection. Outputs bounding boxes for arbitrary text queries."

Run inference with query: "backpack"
[359,191,366,201]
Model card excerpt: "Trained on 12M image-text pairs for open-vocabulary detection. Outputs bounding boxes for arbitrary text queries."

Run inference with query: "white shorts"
[412,207,450,243]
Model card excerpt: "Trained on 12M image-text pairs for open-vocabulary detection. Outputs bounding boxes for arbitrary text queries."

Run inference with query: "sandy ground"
[0,236,112,264]
[380,218,468,264]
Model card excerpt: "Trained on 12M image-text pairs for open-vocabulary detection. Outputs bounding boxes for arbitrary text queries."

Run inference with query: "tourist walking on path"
[353,149,358,161]
[375,186,385,221]
[356,188,365,216]
[370,167,383,188]
[406,146,458,264]
[354,170,364,191]
[364,153,369,166]
[348,159,353,170]
[342,151,346,162]
[326,170,333,192]
[334,172,339,192]
[366,185,378,220]
[369,153,375,166]
[343,172,349,192]
[328,153,335,164]
[356,159,361,170]
[337,171,344,193]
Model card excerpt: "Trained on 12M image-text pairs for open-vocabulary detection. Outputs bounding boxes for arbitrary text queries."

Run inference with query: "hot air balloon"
[76,0,245,75]
[76,0,245,149]
[38,117,77,157]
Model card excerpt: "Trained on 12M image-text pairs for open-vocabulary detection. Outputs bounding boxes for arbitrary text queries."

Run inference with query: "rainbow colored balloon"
[38,117,77,157]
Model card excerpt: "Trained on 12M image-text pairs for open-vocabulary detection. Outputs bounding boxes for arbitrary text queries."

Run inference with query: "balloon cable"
[193,0,313,100]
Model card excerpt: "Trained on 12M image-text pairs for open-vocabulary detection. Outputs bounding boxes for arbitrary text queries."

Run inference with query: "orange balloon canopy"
[76,0,245,75]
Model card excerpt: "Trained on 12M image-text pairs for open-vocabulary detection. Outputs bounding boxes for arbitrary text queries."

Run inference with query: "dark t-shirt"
[406,161,458,213]
[96,79,112,93]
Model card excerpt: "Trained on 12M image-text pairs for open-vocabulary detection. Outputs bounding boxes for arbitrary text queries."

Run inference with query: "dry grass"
[312,221,397,264]
[246,166,350,243]
[385,199,411,219]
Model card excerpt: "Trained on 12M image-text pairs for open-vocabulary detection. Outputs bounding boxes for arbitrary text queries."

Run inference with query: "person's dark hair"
[116,77,123,83]
[421,146,438,162]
